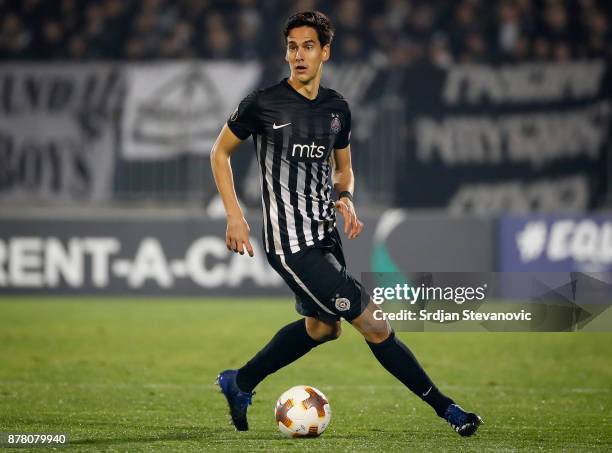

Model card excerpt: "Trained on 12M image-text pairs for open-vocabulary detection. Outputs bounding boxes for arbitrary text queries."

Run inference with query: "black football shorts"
[266,229,368,323]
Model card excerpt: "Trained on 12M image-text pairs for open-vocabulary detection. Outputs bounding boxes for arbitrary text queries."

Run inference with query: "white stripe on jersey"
[256,134,270,253]
[296,161,315,246]
[263,139,283,253]
[323,164,335,219]
[311,162,326,242]
[279,126,301,254]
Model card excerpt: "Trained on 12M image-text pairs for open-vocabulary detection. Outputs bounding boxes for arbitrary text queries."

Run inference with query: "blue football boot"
[216,369,254,431]
[444,404,483,437]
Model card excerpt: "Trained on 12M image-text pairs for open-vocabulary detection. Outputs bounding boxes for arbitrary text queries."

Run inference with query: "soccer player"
[210,11,482,437]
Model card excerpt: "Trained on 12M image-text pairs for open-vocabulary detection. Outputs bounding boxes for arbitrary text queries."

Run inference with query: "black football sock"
[367,331,454,417]
[236,318,323,393]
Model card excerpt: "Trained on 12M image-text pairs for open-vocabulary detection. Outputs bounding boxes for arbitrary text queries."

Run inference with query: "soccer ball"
[275,385,331,437]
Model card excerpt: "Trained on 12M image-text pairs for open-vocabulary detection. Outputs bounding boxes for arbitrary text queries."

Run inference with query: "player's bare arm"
[210,124,254,257]
[333,145,364,240]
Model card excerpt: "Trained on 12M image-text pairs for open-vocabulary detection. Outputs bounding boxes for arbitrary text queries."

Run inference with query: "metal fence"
[112,105,408,207]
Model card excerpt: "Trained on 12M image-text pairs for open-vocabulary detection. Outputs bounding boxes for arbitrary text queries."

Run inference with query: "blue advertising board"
[499,215,612,272]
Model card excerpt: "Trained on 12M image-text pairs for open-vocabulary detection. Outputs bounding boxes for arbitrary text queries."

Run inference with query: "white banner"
[0,64,121,202]
[121,62,262,160]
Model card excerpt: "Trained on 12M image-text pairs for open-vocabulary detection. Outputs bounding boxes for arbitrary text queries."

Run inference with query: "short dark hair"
[283,11,335,47]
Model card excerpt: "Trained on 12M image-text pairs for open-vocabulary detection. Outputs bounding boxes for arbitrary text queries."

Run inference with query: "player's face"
[285,26,330,83]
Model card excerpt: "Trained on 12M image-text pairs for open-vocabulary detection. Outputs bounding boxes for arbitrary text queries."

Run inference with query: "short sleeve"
[334,106,351,149]
[227,90,259,140]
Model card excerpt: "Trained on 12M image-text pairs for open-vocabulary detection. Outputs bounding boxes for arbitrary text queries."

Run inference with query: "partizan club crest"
[330,113,341,134]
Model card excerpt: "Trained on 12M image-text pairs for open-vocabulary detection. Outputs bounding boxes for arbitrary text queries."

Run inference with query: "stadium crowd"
[0,0,610,65]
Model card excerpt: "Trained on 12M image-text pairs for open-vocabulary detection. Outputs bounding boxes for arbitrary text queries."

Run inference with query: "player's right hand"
[334,198,364,240]
[226,215,254,257]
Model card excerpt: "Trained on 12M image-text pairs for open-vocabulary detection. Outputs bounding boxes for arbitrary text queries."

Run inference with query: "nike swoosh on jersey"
[272,122,292,129]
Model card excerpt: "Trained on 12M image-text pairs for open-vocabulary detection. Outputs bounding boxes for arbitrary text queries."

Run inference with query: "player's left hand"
[335,198,364,239]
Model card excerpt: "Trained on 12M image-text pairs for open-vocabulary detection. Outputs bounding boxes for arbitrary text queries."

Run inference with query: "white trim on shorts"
[279,254,336,316]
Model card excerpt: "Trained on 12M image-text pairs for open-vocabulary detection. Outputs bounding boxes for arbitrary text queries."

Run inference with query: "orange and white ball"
[275,385,331,437]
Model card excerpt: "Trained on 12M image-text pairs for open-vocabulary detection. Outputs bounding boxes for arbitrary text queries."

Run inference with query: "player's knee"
[318,322,342,342]
[349,301,392,343]
[306,319,341,342]
[327,322,342,341]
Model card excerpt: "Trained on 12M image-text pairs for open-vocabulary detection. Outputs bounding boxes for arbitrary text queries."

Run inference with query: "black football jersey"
[227,78,352,255]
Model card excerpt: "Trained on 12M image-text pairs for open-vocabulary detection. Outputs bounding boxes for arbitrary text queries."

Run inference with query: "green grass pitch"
[0,298,611,452]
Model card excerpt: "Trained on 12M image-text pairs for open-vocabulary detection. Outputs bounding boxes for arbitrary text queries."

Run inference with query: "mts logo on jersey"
[288,140,328,162]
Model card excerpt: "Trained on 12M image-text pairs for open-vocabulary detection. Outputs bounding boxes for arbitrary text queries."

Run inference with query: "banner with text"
[499,214,612,272]
[396,61,611,213]
[0,212,497,295]
[0,218,286,296]
[0,64,122,203]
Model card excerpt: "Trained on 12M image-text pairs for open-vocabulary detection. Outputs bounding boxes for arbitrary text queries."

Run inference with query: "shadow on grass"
[2,418,384,446]
[68,428,373,446]
[69,428,217,446]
